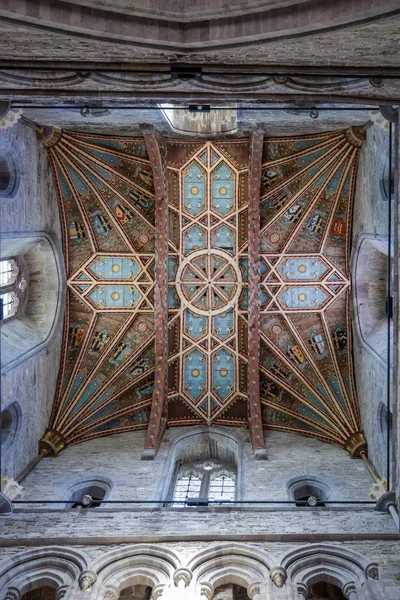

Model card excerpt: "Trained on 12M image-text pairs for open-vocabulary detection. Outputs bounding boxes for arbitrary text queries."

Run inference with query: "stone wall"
[16,428,374,504]
[0,123,64,481]
[351,123,393,480]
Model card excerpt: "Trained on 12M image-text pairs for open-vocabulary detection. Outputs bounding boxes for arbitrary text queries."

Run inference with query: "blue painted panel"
[67,164,89,195]
[183,225,207,255]
[168,257,179,281]
[168,287,180,308]
[212,310,234,340]
[185,310,207,340]
[212,163,235,216]
[212,225,234,253]
[278,286,329,309]
[89,285,142,308]
[183,163,206,216]
[183,349,207,401]
[278,257,328,281]
[88,257,141,280]
[212,348,235,401]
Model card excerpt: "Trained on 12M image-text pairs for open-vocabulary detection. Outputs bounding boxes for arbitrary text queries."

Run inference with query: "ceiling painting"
[40,126,367,457]
[166,141,249,425]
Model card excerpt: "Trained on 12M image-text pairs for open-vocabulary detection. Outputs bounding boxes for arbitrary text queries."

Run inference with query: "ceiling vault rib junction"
[34,121,369,461]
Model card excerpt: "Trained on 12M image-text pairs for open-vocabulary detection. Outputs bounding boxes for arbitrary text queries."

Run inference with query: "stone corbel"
[79,570,97,591]
[270,566,287,588]
[173,567,192,589]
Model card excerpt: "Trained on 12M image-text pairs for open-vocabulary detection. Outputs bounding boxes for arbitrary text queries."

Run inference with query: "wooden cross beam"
[141,126,169,460]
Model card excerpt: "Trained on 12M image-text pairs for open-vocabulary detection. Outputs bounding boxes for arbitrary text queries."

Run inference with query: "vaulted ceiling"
[38,124,368,459]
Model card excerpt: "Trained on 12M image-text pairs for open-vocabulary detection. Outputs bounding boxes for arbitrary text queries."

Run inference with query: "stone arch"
[286,474,337,506]
[53,475,113,509]
[90,544,181,599]
[188,543,272,598]
[0,547,88,598]
[1,232,65,373]
[352,233,392,365]
[160,425,246,502]
[280,544,381,599]
[1,400,22,453]
[0,146,21,198]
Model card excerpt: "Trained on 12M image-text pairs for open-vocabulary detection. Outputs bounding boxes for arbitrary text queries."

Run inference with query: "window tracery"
[0,259,24,321]
[172,460,236,506]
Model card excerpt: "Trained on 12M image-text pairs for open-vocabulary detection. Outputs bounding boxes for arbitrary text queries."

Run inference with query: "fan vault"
[37,124,369,459]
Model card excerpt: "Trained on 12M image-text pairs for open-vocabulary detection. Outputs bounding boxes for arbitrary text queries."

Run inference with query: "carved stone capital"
[297,582,308,599]
[56,587,70,600]
[247,582,262,599]
[343,582,357,599]
[103,587,119,600]
[79,569,97,591]
[151,584,165,599]
[5,588,21,600]
[173,567,192,587]
[200,582,214,599]
[270,566,287,588]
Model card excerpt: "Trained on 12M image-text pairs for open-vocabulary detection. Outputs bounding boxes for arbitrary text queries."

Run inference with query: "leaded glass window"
[171,460,236,506]
[0,291,19,320]
[172,474,202,506]
[208,474,236,503]
[0,259,18,287]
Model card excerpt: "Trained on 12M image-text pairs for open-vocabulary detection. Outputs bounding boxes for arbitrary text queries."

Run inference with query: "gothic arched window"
[172,460,236,506]
[0,258,24,321]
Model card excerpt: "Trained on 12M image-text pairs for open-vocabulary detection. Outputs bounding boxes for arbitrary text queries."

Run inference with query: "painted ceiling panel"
[42,127,366,456]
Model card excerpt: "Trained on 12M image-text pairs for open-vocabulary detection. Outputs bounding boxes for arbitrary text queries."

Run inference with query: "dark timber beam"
[248,129,268,459]
[141,125,168,460]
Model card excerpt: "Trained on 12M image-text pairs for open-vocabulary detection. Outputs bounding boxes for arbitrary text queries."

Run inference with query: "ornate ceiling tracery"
[39,125,368,458]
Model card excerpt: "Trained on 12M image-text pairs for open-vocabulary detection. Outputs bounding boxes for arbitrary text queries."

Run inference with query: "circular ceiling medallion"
[176,249,243,316]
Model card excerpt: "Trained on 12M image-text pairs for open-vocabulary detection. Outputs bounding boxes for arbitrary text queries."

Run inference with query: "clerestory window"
[172,460,236,506]
[0,258,24,321]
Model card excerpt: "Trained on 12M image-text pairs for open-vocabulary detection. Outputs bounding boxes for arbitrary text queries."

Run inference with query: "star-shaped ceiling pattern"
[41,127,365,456]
